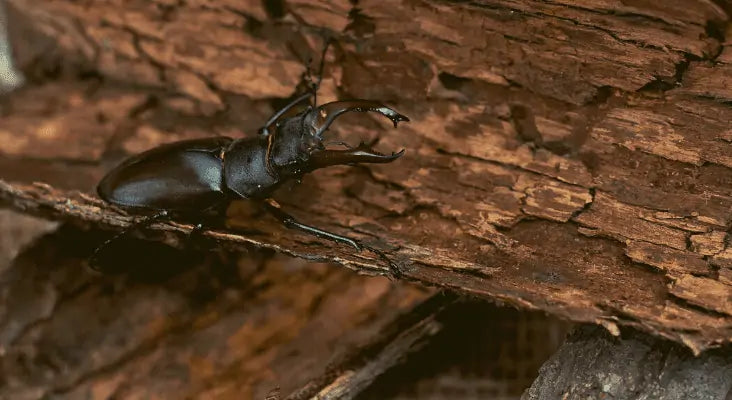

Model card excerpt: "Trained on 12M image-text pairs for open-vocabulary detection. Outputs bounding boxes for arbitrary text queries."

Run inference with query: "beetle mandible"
[92,44,408,274]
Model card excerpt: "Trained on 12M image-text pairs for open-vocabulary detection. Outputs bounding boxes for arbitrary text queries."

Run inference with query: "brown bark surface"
[1,0,731,365]
[0,210,434,399]
[523,325,732,399]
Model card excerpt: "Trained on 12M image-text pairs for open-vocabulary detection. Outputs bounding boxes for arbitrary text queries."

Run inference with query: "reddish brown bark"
[1,4,731,397]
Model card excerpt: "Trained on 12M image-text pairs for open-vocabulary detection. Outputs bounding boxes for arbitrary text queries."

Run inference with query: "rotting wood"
[0,219,432,399]
[523,325,732,400]
[308,318,441,400]
[1,0,731,355]
[287,293,455,400]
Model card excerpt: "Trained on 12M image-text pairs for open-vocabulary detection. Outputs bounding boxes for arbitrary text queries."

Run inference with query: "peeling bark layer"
[1,0,731,355]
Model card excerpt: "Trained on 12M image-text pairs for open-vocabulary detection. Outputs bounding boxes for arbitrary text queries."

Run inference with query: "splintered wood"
[1,0,731,360]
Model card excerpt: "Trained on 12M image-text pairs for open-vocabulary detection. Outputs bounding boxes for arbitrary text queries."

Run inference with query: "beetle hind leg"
[89,210,171,271]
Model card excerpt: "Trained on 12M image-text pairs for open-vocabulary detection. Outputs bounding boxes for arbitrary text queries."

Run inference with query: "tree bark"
[1,0,731,363]
[0,213,434,399]
[523,325,732,400]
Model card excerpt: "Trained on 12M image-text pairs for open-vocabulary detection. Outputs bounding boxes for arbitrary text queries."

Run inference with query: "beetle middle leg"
[261,199,402,277]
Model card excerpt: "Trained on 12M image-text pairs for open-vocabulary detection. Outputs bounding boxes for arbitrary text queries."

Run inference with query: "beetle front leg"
[260,199,403,278]
[259,93,312,137]
[260,39,333,136]
[261,199,361,250]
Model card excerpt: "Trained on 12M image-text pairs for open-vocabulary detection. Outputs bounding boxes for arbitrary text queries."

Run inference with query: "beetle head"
[269,100,409,175]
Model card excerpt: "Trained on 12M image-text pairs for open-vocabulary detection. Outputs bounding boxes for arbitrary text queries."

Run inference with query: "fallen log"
[1,0,731,357]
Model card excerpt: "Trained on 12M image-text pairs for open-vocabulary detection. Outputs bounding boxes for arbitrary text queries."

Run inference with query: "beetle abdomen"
[98,138,232,212]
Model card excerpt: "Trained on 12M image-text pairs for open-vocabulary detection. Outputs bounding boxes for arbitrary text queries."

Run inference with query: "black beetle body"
[94,97,408,272]
[98,137,232,212]
[99,100,407,209]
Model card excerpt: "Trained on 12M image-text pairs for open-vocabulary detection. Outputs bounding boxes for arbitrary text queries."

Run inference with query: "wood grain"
[1,0,731,360]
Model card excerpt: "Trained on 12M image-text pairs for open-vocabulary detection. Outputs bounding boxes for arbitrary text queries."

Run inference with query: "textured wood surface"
[1,0,731,361]
[0,213,432,399]
[523,325,732,399]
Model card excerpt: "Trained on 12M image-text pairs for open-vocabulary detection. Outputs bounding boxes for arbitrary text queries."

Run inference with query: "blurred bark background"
[0,0,731,399]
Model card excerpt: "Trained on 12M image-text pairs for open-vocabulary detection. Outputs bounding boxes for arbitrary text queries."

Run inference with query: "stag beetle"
[93,46,408,274]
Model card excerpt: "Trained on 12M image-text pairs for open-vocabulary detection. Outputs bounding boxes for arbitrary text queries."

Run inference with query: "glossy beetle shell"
[97,137,232,212]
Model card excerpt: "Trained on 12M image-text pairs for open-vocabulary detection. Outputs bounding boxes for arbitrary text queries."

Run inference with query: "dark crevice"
[705,19,727,44]
[570,187,597,220]
[156,1,181,22]
[243,15,265,38]
[262,0,287,19]
[706,0,732,17]
[437,72,472,91]
[685,233,695,252]
[668,295,731,319]
[637,57,690,93]
[589,85,615,105]
[345,1,375,37]
[704,17,729,61]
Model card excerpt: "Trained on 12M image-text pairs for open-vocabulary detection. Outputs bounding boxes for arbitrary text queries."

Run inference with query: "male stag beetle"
[93,44,408,274]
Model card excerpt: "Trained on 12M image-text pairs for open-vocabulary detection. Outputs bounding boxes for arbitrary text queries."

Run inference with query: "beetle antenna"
[260,38,334,136]
[312,38,332,107]
[304,37,333,108]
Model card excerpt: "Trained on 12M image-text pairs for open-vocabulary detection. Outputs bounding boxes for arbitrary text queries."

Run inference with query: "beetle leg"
[261,199,403,278]
[190,223,206,237]
[260,39,333,136]
[185,222,212,250]
[89,210,170,271]
[262,199,361,250]
[259,93,312,137]
[308,100,409,138]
